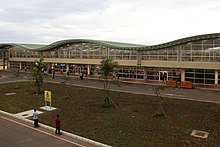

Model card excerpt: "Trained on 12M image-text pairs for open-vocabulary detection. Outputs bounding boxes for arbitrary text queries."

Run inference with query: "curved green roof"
[141,33,220,50]
[0,43,46,50]
[0,33,220,51]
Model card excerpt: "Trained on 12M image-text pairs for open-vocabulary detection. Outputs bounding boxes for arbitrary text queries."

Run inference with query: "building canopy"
[0,33,220,51]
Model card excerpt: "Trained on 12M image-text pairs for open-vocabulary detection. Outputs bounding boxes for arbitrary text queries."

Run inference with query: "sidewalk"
[0,111,105,147]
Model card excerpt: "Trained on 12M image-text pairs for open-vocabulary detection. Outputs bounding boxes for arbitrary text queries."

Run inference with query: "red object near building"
[180,81,193,89]
[166,80,177,88]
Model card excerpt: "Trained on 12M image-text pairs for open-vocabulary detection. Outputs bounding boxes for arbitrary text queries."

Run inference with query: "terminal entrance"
[0,59,7,70]
[159,71,168,82]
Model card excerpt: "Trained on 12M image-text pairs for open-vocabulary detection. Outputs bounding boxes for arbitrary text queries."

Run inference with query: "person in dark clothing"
[52,70,55,79]
[55,115,61,135]
[80,72,83,80]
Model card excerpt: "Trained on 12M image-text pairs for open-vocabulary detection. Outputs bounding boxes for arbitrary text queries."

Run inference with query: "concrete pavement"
[0,113,96,147]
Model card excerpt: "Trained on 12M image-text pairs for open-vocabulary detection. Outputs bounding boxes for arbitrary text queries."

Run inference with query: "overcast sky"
[0,0,220,45]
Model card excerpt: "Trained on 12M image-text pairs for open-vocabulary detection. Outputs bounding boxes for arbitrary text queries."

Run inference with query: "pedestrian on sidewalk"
[33,109,39,127]
[55,115,61,135]
[52,70,55,79]
[80,72,83,80]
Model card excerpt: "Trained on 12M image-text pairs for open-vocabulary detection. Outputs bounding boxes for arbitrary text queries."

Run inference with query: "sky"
[0,0,220,45]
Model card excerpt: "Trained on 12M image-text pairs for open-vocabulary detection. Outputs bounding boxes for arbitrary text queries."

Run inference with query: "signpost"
[44,90,52,108]
[40,90,56,111]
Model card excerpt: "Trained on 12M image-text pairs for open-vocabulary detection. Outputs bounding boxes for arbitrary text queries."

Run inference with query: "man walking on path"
[33,109,38,127]
[80,72,83,80]
[55,115,61,135]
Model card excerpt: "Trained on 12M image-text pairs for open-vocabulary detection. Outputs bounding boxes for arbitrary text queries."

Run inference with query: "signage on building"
[60,63,66,67]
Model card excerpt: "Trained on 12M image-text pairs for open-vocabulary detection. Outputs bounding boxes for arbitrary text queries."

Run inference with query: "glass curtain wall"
[142,47,178,61]
[181,39,220,62]
[67,64,88,75]
[141,38,220,62]
[109,49,137,60]
[185,69,215,85]
[218,72,220,85]
[9,61,20,69]
[82,43,107,59]
[10,61,37,70]
[9,48,40,58]
[118,66,144,79]
[146,67,180,81]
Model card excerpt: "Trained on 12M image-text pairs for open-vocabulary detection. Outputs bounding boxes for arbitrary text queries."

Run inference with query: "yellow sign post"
[44,90,51,102]
[44,90,52,108]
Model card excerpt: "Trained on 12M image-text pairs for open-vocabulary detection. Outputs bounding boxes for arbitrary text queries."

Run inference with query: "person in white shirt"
[33,109,39,127]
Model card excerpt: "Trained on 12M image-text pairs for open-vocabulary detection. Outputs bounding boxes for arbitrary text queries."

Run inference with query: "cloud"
[0,0,220,44]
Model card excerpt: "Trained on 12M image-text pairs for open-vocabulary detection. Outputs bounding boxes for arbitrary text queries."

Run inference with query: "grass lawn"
[0,82,219,146]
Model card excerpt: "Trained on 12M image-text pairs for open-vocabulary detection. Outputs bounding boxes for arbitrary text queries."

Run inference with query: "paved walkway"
[0,113,96,147]
[0,70,220,104]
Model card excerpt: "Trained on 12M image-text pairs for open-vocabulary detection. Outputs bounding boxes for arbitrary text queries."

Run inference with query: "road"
[0,114,94,147]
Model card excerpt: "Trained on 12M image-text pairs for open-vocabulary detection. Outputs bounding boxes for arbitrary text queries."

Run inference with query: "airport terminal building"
[0,33,220,88]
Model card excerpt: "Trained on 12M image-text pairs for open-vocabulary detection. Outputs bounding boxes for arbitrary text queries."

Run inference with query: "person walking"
[55,115,61,135]
[52,70,55,79]
[33,109,39,127]
[79,72,82,80]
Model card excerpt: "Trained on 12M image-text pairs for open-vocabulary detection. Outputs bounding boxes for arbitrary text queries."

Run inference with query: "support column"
[215,70,218,85]
[144,67,148,80]
[66,64,69,72]
[87,64,91,76]
[80,44,83,59]
[47,64,51,73]
[181,69,185,82]
[19,62,22,69]
[7,60,10,69]
[137,51,142,66]
[3,59,5,69]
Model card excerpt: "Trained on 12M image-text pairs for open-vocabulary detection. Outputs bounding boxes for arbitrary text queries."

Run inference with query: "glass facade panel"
[118,66,144,79]
[146,67,180,81]
[218,72,220,85]
[10,62,20,69]
[185,69,215,85]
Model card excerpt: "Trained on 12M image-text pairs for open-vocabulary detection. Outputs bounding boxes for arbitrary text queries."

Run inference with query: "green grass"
[0,82,219,146]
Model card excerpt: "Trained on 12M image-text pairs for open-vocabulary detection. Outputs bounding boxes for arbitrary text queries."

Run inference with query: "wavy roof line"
[0,33,220,51]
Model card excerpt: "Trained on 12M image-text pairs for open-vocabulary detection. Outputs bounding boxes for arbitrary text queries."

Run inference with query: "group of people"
[33,109,61,135]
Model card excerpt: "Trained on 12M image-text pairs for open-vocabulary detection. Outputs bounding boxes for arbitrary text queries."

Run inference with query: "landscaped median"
[0,82,219,146]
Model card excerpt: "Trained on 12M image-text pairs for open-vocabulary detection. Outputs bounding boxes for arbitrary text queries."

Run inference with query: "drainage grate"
[191,130,209,139]
[195,131,205,136]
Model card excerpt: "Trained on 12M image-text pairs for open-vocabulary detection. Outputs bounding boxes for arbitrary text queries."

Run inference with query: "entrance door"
[159,71,168,82]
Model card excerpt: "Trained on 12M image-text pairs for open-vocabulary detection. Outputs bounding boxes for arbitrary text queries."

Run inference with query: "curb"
[0,110,111,147]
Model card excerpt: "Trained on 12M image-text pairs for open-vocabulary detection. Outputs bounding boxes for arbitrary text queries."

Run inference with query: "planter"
[166,80,177,88]
[180,81,193,89]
